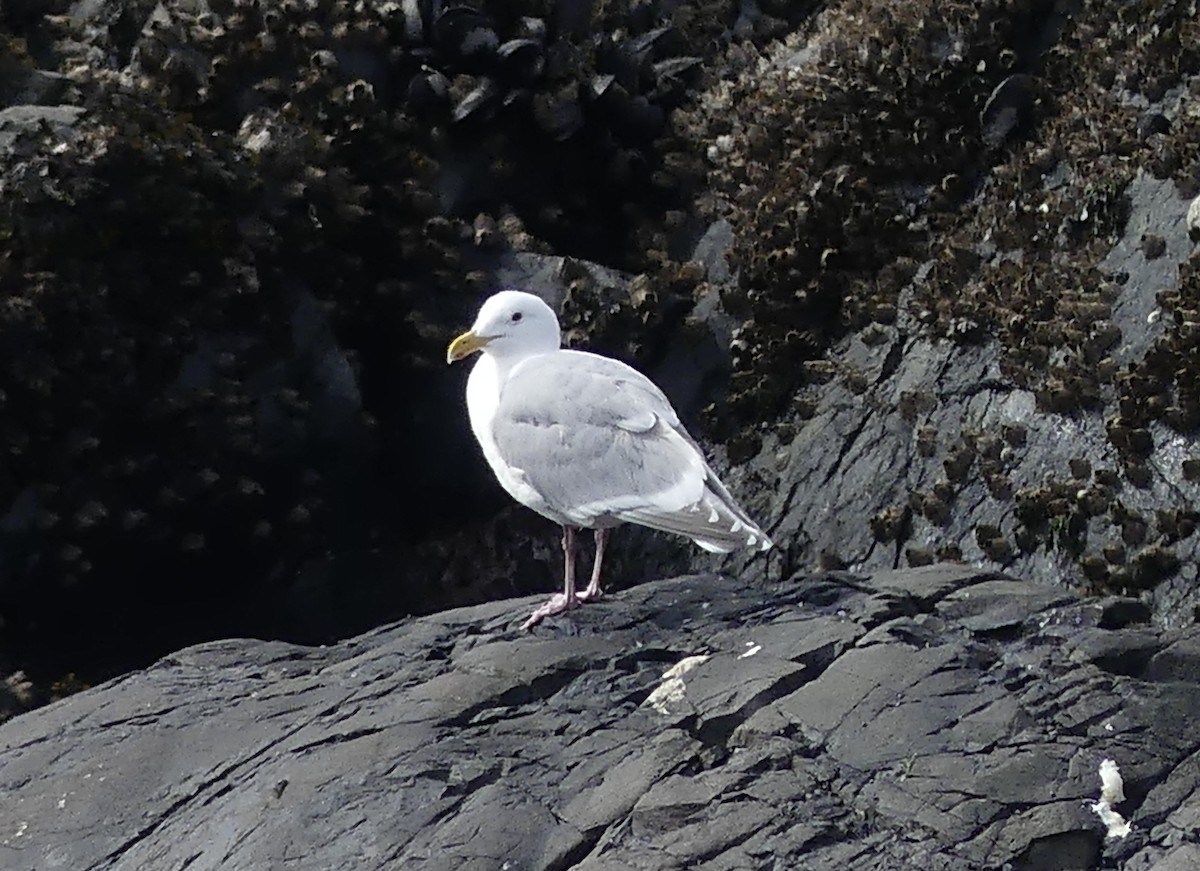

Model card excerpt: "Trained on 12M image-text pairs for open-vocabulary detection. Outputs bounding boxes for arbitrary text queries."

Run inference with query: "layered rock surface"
[2,565,1197,870]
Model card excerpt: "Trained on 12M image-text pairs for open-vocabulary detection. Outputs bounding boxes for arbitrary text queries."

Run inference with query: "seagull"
[447,290,772,629]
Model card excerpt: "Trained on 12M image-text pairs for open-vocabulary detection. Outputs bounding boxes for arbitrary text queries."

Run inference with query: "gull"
[447,290,771,628]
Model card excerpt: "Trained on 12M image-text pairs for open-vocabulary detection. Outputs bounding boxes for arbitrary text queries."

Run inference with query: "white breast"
[466,354,548,514]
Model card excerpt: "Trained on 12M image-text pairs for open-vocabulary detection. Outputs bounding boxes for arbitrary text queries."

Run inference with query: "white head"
[446,290,562,364]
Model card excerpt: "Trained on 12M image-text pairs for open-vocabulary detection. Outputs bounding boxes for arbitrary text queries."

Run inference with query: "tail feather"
[619,476,773,553]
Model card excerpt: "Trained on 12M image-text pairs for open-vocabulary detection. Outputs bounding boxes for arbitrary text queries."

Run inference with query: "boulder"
[1,565,1196,870]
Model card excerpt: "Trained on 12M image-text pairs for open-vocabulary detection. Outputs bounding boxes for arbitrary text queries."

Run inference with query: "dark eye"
[511,311,523,322]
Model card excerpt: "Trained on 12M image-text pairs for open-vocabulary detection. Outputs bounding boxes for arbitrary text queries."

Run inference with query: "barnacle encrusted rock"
[687,0,1200,610]
[2,0,1199,693]
[0,0,733,685]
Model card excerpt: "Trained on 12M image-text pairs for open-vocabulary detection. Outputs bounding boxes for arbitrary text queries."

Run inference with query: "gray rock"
[7,70,71,106]
[487,250,632,312]
[2,565,1197,869]
[0,104,84,155]
[714,167,1200,627]
[1103,172,1192,367]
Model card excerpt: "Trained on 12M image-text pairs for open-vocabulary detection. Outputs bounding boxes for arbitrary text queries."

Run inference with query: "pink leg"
[578,527,607,602]
[522,526,580,630]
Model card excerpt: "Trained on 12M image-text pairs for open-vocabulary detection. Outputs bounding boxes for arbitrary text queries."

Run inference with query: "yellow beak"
[446,329,490,364]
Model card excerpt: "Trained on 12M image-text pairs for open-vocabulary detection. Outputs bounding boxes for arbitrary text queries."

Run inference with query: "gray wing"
[492,350,771,551]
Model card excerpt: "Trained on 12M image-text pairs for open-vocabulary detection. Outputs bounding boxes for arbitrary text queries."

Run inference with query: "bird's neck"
[481,346,555,385]
[487,352,516,385]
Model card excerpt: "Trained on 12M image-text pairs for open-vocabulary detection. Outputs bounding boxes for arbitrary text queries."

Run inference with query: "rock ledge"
[2,566,1198,870]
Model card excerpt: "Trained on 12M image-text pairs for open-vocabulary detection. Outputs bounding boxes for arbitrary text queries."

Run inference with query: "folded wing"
[492,350,771,552]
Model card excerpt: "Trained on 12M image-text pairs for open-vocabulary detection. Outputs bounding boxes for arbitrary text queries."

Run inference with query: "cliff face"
[3,565,1199,870]
[0,0,716,687]
[0,2,1198,709]
[695,2,1200,626]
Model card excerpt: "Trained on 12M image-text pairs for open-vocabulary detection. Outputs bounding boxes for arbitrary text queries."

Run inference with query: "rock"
[486,250,632,312]
[1,565,1197,869]
[690,4,1200,620]
[720,178,1200,606]
[0,104,84,153]
[980,73,1036,149]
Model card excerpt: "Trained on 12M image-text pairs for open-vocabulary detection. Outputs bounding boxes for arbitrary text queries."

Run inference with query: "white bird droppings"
[1090,758,1132,839]
[644,655,711,715]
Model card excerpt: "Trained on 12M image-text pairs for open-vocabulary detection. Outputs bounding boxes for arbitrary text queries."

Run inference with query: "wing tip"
[619,492,773,554]
[691,526,774,554]
[753,533,774,552]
